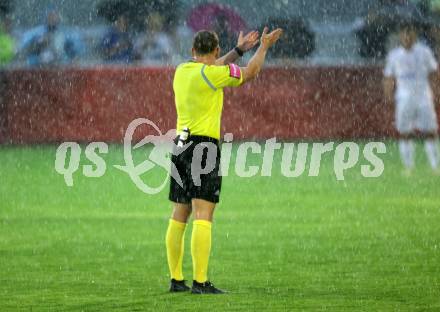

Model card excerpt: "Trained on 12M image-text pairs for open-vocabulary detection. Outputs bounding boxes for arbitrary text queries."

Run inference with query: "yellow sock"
[165,219,186,281]
[191,220,212,283]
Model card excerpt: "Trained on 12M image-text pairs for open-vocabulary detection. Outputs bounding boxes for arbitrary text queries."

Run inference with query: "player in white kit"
[384,23,440,173]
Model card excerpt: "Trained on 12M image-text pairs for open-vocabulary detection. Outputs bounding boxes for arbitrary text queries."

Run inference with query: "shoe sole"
[170,287,190,293]
[170,289,190,293]
[191,289,225,295]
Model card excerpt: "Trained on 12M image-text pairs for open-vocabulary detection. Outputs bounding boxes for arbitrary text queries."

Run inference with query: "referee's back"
[173,61,243,140]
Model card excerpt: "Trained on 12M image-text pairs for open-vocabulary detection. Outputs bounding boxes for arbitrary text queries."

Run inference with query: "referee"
[166,27,282,294]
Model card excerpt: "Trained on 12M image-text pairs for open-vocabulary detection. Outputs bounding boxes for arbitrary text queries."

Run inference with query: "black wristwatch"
[234,46,244,57]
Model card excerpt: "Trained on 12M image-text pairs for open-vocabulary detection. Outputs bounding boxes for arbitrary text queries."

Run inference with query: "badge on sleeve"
[229,63,241,79]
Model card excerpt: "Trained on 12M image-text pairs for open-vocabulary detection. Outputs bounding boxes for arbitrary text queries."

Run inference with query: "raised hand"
[260,27,283,50]
[237,30,260,52]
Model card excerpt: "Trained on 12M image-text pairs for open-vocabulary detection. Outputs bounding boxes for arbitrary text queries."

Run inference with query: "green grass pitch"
[1,141,439,311]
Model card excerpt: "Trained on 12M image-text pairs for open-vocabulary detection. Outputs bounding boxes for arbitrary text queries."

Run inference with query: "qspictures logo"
[55,118,387,195]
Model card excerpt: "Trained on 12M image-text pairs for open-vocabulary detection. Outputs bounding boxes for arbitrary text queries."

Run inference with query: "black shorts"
[169,135,222,204]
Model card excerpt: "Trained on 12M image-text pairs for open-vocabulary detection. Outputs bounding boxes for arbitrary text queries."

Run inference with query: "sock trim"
[193,220,212,228]
[170,219,187,229]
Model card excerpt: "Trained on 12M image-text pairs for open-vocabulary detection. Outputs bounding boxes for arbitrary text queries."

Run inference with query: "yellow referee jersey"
[173,61,243,140]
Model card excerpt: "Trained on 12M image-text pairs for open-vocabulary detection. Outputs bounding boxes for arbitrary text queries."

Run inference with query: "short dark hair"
[192,30,219,55]
[399,21,419,33]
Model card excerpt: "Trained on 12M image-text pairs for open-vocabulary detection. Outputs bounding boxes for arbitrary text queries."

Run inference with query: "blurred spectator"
[174,24,194,62]
[99,9,136,63]
[212,13,237,52]
[0,15,15,66]
[262,17,315,59]
[355,0,423,59]
[134,13,174,64]
[18,6,84,67]
[130,0,180,34]
[187,3,247,52]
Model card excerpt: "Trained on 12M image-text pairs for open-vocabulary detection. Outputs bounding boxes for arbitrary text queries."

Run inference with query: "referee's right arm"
[241,27,283,84]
